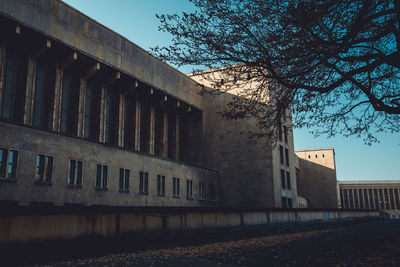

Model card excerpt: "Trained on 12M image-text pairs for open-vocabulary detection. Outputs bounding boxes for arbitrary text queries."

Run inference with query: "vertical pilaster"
[25,55,37,125]
[118,94,125,147]
[351,189,355,209]
[391,188,396,210]
[52,67,62,131]
[346,188,350,209]
[175,111,180,160]
[361,189,366,210]
[387,188,392,210]
[366,189,371,210]
[77,78,85,137]
[0,45,5,109]
[134,99,141,151]
[149,105,155,154]
[99,87,106,143]
[163,111,168,157]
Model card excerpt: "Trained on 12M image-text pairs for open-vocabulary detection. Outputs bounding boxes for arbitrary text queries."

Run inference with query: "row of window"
[0,148,216,200]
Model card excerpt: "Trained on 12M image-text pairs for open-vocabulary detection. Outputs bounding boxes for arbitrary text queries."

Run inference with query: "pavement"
[10,219,400,266]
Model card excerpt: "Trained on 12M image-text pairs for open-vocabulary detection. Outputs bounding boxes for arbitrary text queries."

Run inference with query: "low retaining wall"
[0,206,379,243]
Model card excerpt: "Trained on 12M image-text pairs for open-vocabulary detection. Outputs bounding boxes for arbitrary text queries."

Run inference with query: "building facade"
[339,181,400,218]
[0,0,298,208]
[295,148,339,208]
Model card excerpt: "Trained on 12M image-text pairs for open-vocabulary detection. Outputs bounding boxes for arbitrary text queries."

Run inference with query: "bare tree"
[152,0,400,144]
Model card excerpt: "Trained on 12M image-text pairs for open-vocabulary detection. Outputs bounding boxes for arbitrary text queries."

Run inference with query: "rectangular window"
[199,182,206,200]
[84,78,101,141]
[157,175,165,196]
[0,45,27,122]
[139,171,149,194]
[285,148,289,167]
[119,168,130,192]
[32,55,55,130]
[61,68,79,135]
[105,87,120,145]
[279,145,284,165]
[0,148,18,179]
[123,92,136,149]
[186,180,193,199]
[95,164,108,190]
[286,172,291,190]
[35,154,53,184]
[173,177,180,197]
[282,197,287,208]
[288,198,293,208]
[209,183,216,201]
[281,169,285,189]
[68,160,83,187]
[283,126,288,144]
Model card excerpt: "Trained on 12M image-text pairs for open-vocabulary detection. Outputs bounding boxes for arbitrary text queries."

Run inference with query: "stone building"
[0,0,298,208]
[339,181,400,218]
[295,148,339,208]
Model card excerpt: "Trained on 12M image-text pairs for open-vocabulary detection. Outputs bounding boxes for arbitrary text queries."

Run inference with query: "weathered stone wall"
[0,122,218,207]
[295,149,339,208]
[201,92,275,207]
[0,0,203,109]
[0,206,379,243]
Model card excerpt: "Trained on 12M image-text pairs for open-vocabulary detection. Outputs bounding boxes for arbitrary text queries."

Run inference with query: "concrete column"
[134,99,141,151]
[0,45,5,111]
[24,55,37,125]
[378,188,382,210]
[362,189,367,210]
[345,188,350,209]
[118,94,125,147]
[391,188,396,210]
[77,78,85,137]
[149,105,155,154]
[366,189,371,210]
[52,67,62,131]
[162,111,168,157]
[99,87,106,143]
[175,111,180,160]
[371,189,376,210]
[351,189,355,209]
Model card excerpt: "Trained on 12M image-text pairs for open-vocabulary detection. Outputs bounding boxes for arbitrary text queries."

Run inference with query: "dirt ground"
[9,219,400,266]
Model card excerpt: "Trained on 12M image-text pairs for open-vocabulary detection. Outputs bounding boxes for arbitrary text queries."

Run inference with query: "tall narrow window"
[105,87,120,145]
[0,45,27,122]
[154,103,165,156]
[209,183,216,201]
[281,169,286,189]
[173,177,180,197]
[35,154,53,184]
[84,78,101,140]
[167,108,176,159]
[124,92,136,149]
[282,197,287,208]
[286,172,291,190]
[95,164,108,190]
[283,126,288,144]
[186,180,193,199]
[199,182,206,200]
[285,148,289,166]
[139,171,149,194]
[119,168,129,192]
[32,55,55,129]
[139,95,151,153]
[279,145,284,165]
[157,175,165,196]
[68,160,83,187]
[0,148,18,179]
[61,68,79,135]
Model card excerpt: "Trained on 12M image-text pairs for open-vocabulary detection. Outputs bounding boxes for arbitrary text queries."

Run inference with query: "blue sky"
[62,0,400,181]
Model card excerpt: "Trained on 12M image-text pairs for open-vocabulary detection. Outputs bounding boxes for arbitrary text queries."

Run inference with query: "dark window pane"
[46,156,53,182]
[286,172,291,190]
[125,169,129,190]
[96,164,102,187]
[102,165,108,188]
[68,160,76,185]
[76,161,83,185]
[119,168,124,190]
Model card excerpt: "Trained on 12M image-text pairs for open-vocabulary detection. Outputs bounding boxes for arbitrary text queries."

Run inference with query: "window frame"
[173,177,180,198]
[35,153,54,185]
[139,171,149,194]
[157,174,165,197]
[119,168,130,193]
[0,147,19,181]
[95,164,108,191]
[67,159,83,188]
[186,179,193,200]
[198,182,206,200]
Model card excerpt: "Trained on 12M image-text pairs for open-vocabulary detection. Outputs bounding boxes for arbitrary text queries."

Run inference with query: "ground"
[13,220,400,266]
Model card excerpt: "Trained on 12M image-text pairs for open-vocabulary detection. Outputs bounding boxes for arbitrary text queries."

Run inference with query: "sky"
[62,0,400,181]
